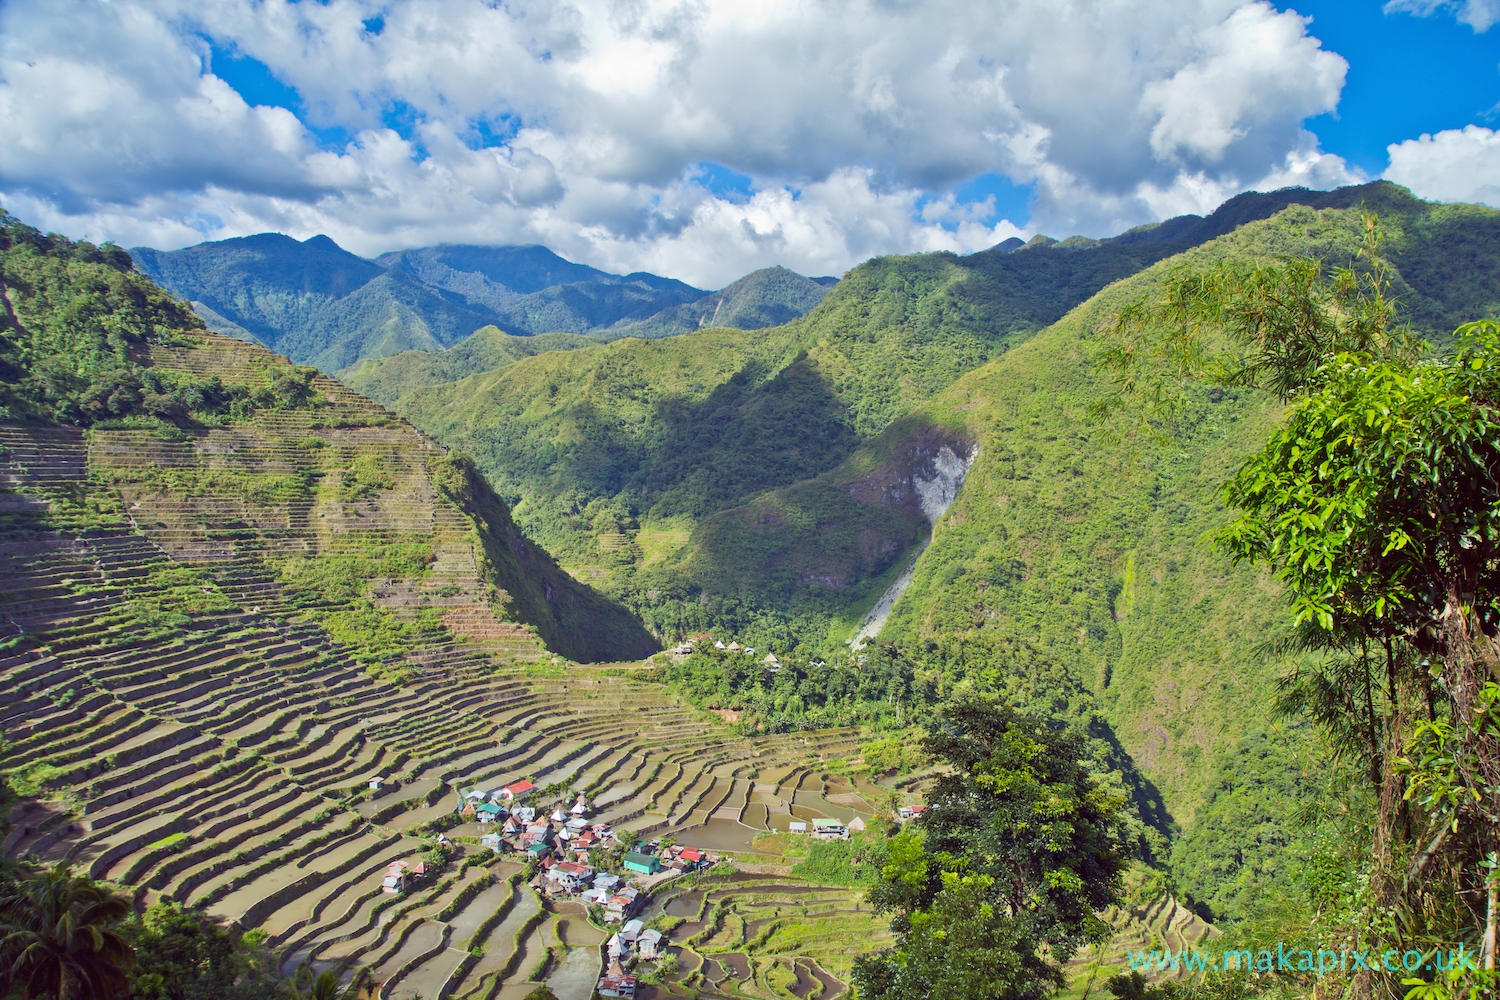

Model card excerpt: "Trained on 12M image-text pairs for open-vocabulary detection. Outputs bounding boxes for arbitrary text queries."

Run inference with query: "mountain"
[377,243,709,335]
[604,265,836,339]
[339,325,601,404]
[132,237,838,374]
[131,233,495,373]
[377,183,1492,603]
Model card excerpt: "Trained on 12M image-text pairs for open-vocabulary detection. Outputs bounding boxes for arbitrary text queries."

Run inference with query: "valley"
[4,179,1500,1000]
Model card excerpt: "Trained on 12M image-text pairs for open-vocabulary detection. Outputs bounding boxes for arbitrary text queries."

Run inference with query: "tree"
[291,962,368,1000]
[124,902,278,1000]
[1217,322,1500,963]
[853,698,1125,1000]
[0,864,133,1000]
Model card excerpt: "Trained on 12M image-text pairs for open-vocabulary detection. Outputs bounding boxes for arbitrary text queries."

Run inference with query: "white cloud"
[1384,0,1500,32]
[1385,125,1500,207]
[0,0,1358,287]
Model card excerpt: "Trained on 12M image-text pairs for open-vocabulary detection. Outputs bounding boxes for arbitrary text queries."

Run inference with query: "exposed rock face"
[849,433,977,646]
[843,424,976,520]
[914,444,977,523]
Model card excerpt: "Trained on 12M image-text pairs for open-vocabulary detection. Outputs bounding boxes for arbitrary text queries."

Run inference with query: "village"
[361,770,901,999]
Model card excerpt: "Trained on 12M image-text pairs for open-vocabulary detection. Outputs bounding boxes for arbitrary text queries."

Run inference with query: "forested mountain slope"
[135,236,842,376]
[131,234,495,373]
[604,265,837,340]
[338,326,600,404]
[6,212,653,663]
[682,193,1500,922]
[378,183,1500,647]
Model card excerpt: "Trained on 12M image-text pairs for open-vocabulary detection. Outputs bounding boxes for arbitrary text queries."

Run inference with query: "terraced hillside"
[0,295,892,1000]
[0,402,878,997]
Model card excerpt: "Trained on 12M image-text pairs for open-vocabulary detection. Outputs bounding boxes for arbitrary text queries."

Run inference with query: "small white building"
[637,929,664,960]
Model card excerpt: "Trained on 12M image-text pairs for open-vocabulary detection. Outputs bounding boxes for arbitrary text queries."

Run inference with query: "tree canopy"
[853,698,1125,1000]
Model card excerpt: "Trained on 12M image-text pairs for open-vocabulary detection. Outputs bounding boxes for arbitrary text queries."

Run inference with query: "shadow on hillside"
[640,354,860,520]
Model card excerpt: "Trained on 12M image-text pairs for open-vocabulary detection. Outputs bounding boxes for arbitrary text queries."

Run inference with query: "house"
[526,843,551,860]
[524,823,553,844]
[499,780,536,800]
[476,803,502,823]
[480,833,503,851]
[464,789,489,803]
[566,816,589,832]
[596,974,637,998]
[637,929,664,960]
[727,642,741,652]
[461,802,477,820]
[619,918,644,942]
[763,652,779,664]
[551,807,568,823]
[606,934,624,960]
[899,805,928,821]
[513,806,537,824]
[714,640,726,649]
[571,795,590,815]
[679,848,705,866]
[593,872,620,891]
[603,887,642,922]
[382,860,409,894]
[848,816,867,834]
[581,887,609,906]
[788,821,808,834]
[623,851,659,875]
[503,817,521,835]
[551,861,594,887]
[367,775,384,791]
[812,817,848,839]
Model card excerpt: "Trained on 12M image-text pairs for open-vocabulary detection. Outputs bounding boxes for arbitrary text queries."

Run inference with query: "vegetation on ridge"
[371,184,1500,663]
[0,212,319,430]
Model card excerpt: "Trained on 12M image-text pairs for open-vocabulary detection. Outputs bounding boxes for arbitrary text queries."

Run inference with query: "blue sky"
[1,0,1497,286]
[1298,0,1500,174]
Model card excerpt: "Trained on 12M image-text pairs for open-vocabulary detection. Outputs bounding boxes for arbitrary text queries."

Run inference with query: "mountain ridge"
[131,236,838,374]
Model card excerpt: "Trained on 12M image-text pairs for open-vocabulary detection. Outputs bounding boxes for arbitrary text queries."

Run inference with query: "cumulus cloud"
[1385,125,1500,207]
[0,0,1361,286]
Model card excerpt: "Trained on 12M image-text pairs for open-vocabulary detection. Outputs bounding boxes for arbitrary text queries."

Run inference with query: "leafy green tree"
[0,864,133,1000]
[123,902,277,1000]
[1217,322,1500,958]
[853,698,1125,1000]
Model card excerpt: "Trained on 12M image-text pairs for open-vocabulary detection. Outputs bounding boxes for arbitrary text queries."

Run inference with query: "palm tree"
[0,864,133,1000]
[292,962,371,1000]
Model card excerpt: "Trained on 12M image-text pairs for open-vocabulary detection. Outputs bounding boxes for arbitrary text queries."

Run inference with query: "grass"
[635,519,693,567]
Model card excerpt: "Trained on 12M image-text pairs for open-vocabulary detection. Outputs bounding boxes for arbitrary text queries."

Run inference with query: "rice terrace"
[0,332,894,1000]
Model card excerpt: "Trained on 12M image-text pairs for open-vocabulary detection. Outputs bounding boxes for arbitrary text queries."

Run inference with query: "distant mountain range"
[130,236,839,372]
